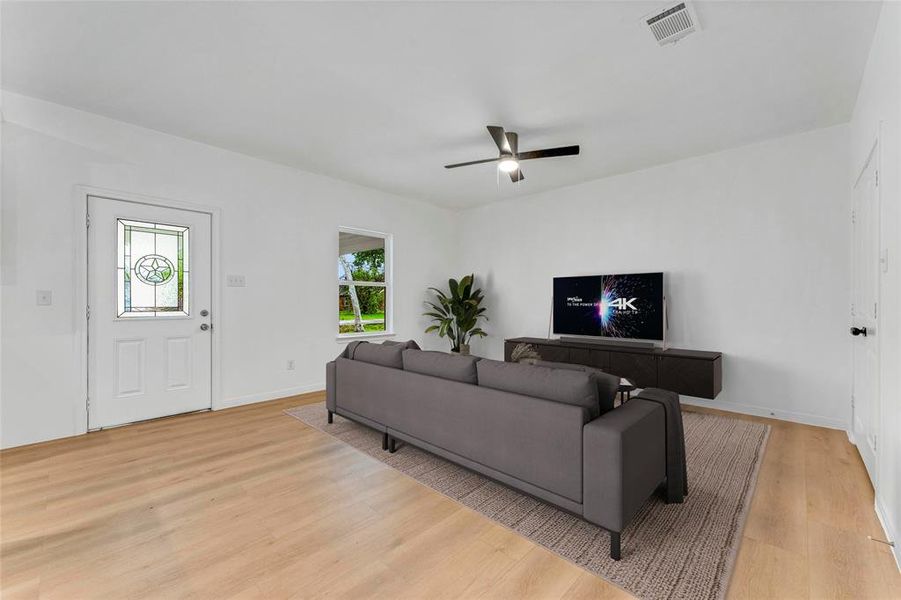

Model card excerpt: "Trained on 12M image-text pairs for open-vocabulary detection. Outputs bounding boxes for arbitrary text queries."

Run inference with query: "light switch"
[36,290,52,306]
[226,274,246,287]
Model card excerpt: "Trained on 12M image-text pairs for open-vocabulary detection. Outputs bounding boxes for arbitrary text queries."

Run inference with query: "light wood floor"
[1,393,899,599]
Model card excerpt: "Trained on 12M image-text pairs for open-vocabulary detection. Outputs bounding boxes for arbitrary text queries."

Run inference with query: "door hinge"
[86,305,91,320]
[851,209,856,224]
[875,170,879,187]
[86,213,91,228]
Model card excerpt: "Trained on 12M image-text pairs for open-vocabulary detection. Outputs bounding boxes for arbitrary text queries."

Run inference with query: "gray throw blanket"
[633,388,688,503]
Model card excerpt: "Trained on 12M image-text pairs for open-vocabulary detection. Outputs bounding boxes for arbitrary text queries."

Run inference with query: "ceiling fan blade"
[487,125,511,154]
[506,132,518,156]
[509,168,525,183]
[517,145,580,161]
[444,157,500,169]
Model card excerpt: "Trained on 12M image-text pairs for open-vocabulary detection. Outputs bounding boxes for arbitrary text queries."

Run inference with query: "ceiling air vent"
[644,2,699,46]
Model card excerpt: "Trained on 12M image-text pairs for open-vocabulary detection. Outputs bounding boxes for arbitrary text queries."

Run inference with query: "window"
[117,219,190,317]
[338,229,391,336]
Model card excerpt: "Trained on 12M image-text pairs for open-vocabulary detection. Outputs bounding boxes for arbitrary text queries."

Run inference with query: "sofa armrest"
[582,399,666,533]
[326,361,337,412]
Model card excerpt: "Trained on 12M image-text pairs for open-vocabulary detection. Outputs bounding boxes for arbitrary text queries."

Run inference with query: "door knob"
[850,326,867,337]
[200,323,210,331]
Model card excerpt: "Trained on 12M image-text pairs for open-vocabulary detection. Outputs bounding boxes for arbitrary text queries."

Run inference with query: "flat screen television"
[553,272,664,341]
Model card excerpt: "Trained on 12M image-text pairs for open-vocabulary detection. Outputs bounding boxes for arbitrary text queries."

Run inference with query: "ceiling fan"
[444,125,580,182]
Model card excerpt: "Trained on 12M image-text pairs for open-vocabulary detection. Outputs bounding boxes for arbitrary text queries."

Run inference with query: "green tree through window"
[338,231,388,334]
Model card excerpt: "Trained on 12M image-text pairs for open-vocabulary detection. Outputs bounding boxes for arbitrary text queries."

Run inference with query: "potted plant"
[423,274,488,355]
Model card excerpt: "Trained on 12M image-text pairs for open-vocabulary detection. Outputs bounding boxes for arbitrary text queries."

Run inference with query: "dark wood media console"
[504,337,722,399]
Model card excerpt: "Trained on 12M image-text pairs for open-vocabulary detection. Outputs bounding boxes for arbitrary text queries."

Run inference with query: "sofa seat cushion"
[351,342,404,369]
[532,360,618,415]
[402,349,480,384]
[476,359,599,419]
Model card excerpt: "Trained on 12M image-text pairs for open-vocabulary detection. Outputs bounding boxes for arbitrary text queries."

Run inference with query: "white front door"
[88,196,212,429]
[851,150,880,484]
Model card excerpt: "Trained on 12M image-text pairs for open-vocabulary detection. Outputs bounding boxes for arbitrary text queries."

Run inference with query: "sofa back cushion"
[351,342,404,369]
[402,350,480,384]
[531,360,618,415]
[476,359,599,419]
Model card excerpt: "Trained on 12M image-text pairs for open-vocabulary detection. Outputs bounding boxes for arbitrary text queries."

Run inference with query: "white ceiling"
[2,1,881,208]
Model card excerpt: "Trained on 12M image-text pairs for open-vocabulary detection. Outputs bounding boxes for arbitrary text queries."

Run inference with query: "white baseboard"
[217,382,325,410]
[875,494,901,572]
[679,397,847,430]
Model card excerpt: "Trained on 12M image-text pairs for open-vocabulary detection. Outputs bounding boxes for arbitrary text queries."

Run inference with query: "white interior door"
[851,151,880,484]
[88,196,212,429]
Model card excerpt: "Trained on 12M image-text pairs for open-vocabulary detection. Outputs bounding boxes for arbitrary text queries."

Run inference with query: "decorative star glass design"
[135,254,175,285]
[117,219,190,317]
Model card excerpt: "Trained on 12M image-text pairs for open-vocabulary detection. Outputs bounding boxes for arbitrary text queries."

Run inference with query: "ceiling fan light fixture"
[442,125,579,182]
[498,158,519,173]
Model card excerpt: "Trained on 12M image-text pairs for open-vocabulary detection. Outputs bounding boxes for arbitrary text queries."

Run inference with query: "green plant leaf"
[425,301,448,315]
[423,274,488,346]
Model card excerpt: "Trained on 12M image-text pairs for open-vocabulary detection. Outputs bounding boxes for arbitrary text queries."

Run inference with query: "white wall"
[0,64,886,498]
[457,125,852,430]
[0,92,456,449]
[850,0,901,569]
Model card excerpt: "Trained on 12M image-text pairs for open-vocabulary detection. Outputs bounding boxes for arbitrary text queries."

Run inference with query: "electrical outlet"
[287,360,295,371]
[36,290,52,306]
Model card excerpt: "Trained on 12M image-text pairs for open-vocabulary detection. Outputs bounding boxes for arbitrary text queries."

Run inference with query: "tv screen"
[553,273,664,340]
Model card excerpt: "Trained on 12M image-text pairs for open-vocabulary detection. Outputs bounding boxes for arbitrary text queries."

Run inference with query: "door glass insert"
[117,219,190,317]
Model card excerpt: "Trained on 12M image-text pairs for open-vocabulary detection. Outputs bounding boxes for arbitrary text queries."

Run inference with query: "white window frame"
[337,226,394,341]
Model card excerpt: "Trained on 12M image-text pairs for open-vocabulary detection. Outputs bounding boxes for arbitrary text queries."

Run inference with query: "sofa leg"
[327,410,333,424]
[388,436,397,453]
[610,531,621,561]
[382,432,389,451]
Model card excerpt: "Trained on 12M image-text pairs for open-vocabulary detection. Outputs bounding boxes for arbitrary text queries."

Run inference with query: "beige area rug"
[285,402,768,600]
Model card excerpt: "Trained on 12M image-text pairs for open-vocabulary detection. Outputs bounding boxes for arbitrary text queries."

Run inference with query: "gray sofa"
[325,340,686,560]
